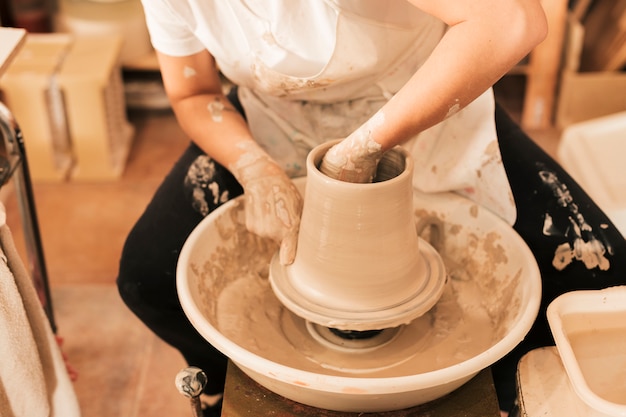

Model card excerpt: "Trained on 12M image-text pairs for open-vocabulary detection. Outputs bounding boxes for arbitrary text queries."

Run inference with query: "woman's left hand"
[228,142,303,265]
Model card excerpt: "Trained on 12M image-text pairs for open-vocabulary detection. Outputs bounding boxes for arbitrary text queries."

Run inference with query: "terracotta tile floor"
[1,76,561,417]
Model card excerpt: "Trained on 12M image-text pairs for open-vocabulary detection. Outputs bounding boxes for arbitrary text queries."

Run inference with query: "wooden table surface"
[221,362,501,417]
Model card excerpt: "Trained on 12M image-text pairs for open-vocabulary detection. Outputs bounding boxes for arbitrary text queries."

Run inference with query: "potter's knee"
[116,269,142,311]
[116,249,153,308]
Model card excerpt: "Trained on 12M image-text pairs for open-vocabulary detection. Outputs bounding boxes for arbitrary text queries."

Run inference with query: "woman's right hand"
[319,136,384,183]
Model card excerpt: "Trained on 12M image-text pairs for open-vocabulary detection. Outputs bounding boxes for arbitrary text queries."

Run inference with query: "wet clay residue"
[190,201,278,319]
[189,198,525,378]
[415,207,522,338]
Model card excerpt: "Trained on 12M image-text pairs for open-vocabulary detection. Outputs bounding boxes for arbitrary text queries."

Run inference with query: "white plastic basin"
[547,287,626,417]
[558,111,626,237]
[177,178,542,412]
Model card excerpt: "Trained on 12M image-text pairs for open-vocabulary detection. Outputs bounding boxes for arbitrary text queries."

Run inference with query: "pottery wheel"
[269,238,447,331]
[176,171,542,411]
[215,260,496,378]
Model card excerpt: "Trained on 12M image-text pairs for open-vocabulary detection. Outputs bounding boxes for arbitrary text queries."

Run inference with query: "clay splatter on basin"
[189,198,523,378]
[177,177,540,412]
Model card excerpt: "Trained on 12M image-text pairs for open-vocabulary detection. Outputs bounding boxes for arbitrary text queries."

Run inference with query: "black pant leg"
[491,103,626,411]
[116,142,243,394]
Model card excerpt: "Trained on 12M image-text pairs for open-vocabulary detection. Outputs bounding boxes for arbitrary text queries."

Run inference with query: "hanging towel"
[0,202,81,417]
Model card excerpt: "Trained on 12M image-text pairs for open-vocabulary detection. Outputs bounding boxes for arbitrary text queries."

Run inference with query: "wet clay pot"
[270,140,446,331]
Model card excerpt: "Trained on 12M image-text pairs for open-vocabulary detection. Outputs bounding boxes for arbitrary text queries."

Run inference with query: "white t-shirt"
[141,0,516,224]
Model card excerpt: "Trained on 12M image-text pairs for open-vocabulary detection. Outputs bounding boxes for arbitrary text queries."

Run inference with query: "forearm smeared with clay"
[157,50,303,264]
[228,142,303,265]
[321,0,547,184]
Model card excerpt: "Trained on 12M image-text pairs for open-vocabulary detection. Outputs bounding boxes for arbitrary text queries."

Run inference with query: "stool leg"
[176,367,208,417]
[508,399,522,417]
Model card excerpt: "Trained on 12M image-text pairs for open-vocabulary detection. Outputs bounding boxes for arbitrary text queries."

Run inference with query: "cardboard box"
[0,34,74,181]
[57,36,134,181]
[0,33,134,182]
[555,13,626,129]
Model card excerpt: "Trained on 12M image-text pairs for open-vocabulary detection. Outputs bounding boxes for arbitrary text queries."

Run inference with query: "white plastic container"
[557,112,626,236]
[547,286,626,417]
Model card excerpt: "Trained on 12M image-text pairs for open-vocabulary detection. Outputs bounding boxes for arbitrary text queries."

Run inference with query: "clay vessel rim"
[308,142,413,189]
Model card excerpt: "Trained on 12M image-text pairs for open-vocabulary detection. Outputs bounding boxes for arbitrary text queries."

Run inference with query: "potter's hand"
[319,134,384,183]
[229,145,303,265]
